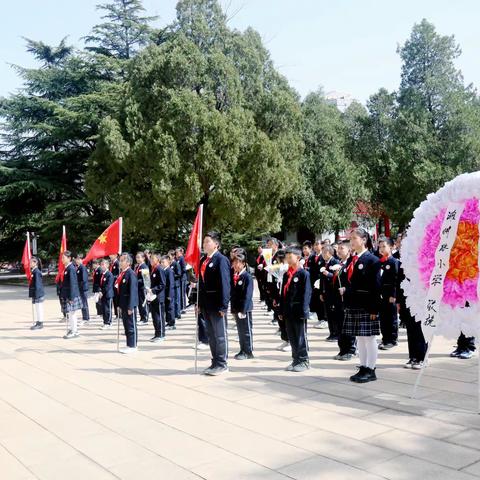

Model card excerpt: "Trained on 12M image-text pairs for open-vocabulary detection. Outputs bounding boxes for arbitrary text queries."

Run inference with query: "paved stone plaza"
[1,284,480,479]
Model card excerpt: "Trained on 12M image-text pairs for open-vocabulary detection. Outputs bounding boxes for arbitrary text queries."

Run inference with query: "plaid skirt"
[343,308,380,337]
[60,296,83,313]
[31,296,45,304]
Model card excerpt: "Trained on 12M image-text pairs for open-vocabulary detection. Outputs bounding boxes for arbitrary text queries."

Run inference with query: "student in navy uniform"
[116,253,138,353]
[198,231,231,376]
[99,258,114,329]
[134,252,149,325]
[310,240,328,329]
[378,236,400,350]
[29,256,45,330]
[161,255,176,330]
[319,245,341,342]
[333,240,357,360]
[302,241,313,269]
[396,249,427,369]
[231,251,254,360]
[148,253,166,342]
[109,254,120,318]
[254,245,267,304]
[175,247,188,314]
[75,253,90,323]
[264,237,280,314]
[169,250,182,321]
[279,246,312,372]
[92,260,103,317]
[60,250,83,339]
[340,228,381,383]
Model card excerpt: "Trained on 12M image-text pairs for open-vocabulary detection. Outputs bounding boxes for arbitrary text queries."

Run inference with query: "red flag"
[55,225,67,283]
[21,232,32,283]
[185,205,203,275]
[83,218,122,265]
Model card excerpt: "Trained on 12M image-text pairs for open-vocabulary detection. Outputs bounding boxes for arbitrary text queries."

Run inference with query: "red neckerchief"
[200,256,211,280]
[100,271,106,286]
[315,254,320,263]
[380,255,389,263]
[233,272,240,286]
[256,254,263,265]
[283,267,299,297]
[115,269,127,293]
[347,255,359,282]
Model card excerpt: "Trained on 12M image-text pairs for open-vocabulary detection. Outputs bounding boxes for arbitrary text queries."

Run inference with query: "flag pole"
[26,232,35,326]
[117,218,122,352]
[194,204,204,374]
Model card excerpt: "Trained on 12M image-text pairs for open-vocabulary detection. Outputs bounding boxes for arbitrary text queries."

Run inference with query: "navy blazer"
[308,254,323,286]
[380,256,399,300]
[100,270,114,299]
[150,264,166,303]
[29,268,44,299]
[198,251,231,312]
[231,270,254,314]
[118,268,138,311]
[171,259,182,286]
[60,263,80,300]
[280,268,312,320]
[135,263,148,289]
[110,259,120,278]
[320,257,340,300]
[164,266,175,302]
[76,264,89,293]
[178,255,187,281]
[92,266,102,293]
[344,251,381,314]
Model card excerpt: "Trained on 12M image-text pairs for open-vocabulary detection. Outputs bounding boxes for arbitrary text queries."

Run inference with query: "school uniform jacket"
[280,268,312,320]
[380,256,399,301]
[118,268,138,311]
[230,270,254,314]
[171,259,182,288]
[178,256,187,282]
[198,252,231,313]
[60,263,80,300]
[29,267,44,299]
[308,253,323,287]
[76,263,89,293]
[320,257,340,302]
[100,270,114,299]
[164,266,175,319]
[344,251,381,315]
[135,263,149,290]
[93,266,102,293]
[110,259,120,279]
[150,265,166,303]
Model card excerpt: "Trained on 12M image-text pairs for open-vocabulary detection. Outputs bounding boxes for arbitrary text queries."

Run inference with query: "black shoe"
[234,352,254,360]
[30,321,43,330]
[325,336,339,342]
[367,367,377,381]
[166,325,176,330]
[204,365,229,376]
[181,310,186,314]
[350,366,368,383]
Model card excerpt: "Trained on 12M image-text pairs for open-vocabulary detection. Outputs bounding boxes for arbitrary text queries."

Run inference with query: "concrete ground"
[1,284,480,480]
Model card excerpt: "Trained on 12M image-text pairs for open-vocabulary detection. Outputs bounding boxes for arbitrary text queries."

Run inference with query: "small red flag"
[22,232,32,283]
[55,225,67,283]
[185,205,203,275]
[83,218,122,265]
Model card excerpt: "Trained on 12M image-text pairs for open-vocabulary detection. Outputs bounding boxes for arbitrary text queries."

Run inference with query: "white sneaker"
[314,320,328,329]
[277,341,291,352]
[195,343,210,350]
[99,324,112,330]
[63,330,79,339]
[119,346,138,354]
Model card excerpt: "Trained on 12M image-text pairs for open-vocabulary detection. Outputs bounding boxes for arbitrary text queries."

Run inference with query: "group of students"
[27,227,476,378]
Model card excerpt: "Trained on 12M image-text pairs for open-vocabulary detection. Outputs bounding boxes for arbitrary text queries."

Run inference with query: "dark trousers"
[80,291,90,321]
[202,309,228,368]
[379,300,398,345]
[137,288,148,322]
[401,304,427,361]
[457,333,476,352]
[180,279,187,311]
[113,294,119,317]
[285,316,308,364]
[151,299,165,338]
[197,311,209,344]
[234,312,253,354]
[95,294,103,316]
[101,297,113,325]
[325,299,341,338]
[166,298,175,326]
[174,285,181,318]
[121,308,137,348]
[265,281,276,311]
[311,290,326,320]
[336,302,356,355]
[256,276,266,302]
[278,318,289,342]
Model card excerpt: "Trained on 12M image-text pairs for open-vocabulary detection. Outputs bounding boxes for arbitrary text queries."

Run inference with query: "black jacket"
[280,268,312,320]
[171,259,182,287]
[150,264,166,303]
[92,266,102,293]
[29,267,44,299]
[110,259,120,278]
[308,253,323,287]
[60,263,80,300]
[380,256,400,300]
[117,268,138,311]
[76,263,89,293]
[100,270,114,299]
[135,263,149,289]
[320,257,340,302]
[177,255,187,281]
[230,270,254,314]
[164,266,175,320]
[344,251,381,314]
[198,251,231,312]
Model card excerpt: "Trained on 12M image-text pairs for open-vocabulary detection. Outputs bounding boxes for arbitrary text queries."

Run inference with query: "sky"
[1,0,480,103]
